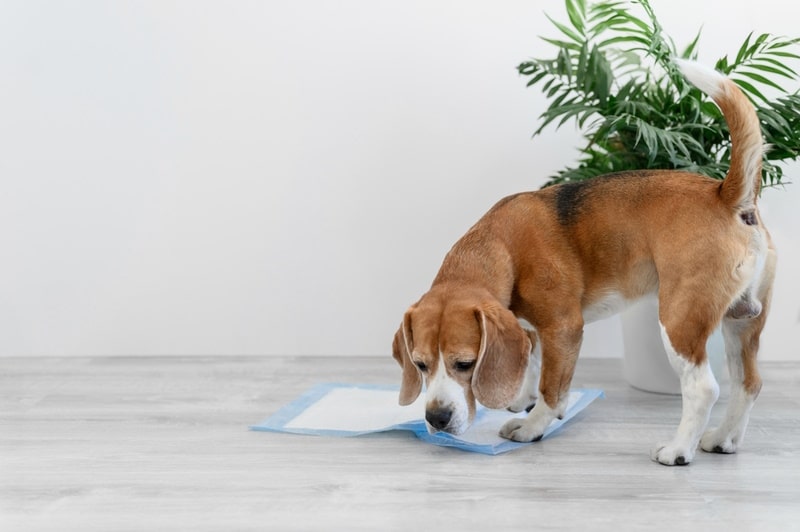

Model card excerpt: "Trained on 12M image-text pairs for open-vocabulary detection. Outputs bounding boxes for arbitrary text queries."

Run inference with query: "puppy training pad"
[251,383,603,455]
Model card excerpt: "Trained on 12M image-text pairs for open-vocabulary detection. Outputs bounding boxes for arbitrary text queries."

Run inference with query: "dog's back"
[447,61,769,319]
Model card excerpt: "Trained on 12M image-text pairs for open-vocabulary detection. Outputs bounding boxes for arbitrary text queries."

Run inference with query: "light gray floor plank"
[2,356,799,531]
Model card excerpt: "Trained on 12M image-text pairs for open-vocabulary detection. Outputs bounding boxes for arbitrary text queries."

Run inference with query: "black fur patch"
[555,181,589,225]
[554,171,653,225]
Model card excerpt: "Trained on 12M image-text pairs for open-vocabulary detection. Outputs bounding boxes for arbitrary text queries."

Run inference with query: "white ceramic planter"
[620,295,726,395]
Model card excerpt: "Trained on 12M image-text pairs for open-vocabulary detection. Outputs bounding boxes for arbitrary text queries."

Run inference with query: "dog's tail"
[676,59,764,211]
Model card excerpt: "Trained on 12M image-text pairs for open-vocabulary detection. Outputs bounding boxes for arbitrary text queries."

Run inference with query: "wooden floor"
[2,356,800,531]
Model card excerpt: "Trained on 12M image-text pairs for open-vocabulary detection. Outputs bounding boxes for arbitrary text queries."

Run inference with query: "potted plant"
[518,0,800,393]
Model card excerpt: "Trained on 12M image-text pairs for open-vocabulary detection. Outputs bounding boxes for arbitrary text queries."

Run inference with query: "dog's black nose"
[425,408,452,431]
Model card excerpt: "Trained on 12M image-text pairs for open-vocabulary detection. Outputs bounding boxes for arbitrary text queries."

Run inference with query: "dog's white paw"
[499,417,546,443]
[650,441,695,466]
[700,429,738,454]
[501,397,563,442]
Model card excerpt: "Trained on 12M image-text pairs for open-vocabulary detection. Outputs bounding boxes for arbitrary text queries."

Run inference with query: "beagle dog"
[392,60,776,466]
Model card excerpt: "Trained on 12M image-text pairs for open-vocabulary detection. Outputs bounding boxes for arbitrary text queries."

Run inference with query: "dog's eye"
[454,360,476,372]
[415,361,428,372]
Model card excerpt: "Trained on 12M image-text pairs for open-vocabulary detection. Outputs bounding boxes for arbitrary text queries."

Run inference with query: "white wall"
[1,0,798,358]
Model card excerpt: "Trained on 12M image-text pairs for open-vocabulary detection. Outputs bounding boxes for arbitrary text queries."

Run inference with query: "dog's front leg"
[500,325,582,442]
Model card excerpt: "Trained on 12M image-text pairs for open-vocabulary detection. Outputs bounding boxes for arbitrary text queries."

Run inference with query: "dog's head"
[391,288,531,435]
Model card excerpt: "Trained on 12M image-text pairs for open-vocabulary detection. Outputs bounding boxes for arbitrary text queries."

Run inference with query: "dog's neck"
[431,233,515,307]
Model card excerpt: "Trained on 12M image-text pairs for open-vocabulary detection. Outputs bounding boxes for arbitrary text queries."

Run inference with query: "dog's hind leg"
[651,293,722,466]
[701,248,776,454]
[698,318,761,454]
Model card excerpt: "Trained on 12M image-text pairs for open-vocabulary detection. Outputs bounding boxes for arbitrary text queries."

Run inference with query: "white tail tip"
[674,59,727,98]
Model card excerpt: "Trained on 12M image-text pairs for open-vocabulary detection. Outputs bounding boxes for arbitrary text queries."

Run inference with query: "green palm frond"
[519,0,800,188]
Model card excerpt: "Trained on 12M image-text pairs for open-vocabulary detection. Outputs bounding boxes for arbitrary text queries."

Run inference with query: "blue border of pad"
[250,383,604,455]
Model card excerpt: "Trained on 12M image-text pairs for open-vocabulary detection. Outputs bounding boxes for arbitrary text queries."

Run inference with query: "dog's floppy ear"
[472,306,530,409]
[391,311,422,405]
